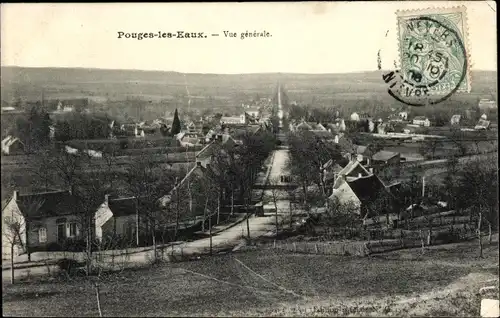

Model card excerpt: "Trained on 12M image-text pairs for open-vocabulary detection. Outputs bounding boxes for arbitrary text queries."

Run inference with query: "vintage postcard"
[1,2,498,317]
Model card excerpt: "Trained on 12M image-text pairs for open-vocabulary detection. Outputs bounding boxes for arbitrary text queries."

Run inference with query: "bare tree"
[265,177,282,235]
[101,143,120,188]
[31,149,55,191]
[418,138,442,160]
[456,158,498,257]
[72,171,110,276]
[48,147,85,189]
[126,152,175,263]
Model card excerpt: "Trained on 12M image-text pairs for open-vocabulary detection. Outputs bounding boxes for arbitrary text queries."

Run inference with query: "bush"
[46,242,62,251]
[61,239,86,252]
[434,231,462,244]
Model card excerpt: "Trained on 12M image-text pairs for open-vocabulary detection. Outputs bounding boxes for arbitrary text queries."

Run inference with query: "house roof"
[372,150,399,162]
[346,175,394,216]
[1,136,23,149]
[196,140,218,159]
[475,119,491,129]
[333,159,371,189]
[307,122,326,131]
[413,116,428,121]
[296,122,313,130]
[108,197,136,217]
[158,165,206,206]
[15,190,80,219]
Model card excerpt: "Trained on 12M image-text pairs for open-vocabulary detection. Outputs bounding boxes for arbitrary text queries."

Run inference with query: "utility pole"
[422,176,426,198]
[135,197,140,246]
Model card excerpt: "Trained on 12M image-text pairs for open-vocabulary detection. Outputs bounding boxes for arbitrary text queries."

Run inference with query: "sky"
[1,1,497,74]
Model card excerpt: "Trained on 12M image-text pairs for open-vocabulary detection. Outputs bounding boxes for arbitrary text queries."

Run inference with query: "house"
[1,106,17,112]
[480,114,488,120]
[95,196,138,244]
[350,112,360,121]
[1,136,24,155]
[368,119,375,133]
[2,188,92,257]
[244,112,260,125]
[308,122,327,131]
[158,162,208,209]
[221,116,245,125]
[328,158,397,218]
[398,112,408,120]
[478,99,497,110]
[474,119,491,130]
[321,159,344,191]
[176,131,201,148]
[372,150,401,166]
[295,121,313,131]
[412,116,431,127]
[450,114,461,125]
[355,145,375,166]
[243,105,260,121]
[377,122,388,134]
[388,114,404,123]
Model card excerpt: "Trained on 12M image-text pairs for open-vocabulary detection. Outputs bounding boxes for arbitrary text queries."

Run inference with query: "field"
[2,236,498,317]
[1,67,496,119]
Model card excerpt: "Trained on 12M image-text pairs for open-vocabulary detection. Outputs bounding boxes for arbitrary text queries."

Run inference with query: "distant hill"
[1,66,496,111]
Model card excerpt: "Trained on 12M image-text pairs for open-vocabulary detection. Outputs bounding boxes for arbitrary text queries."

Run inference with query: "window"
[38,228,47,243]
[68,222,78,238]
[281,175,292,183]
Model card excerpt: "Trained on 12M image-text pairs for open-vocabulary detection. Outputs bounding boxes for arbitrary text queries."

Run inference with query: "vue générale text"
[117,30,272,40]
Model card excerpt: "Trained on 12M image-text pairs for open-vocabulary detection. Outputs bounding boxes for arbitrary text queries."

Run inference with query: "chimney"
[13,190,19,201]
[358,173,362,178]
[104,194,109,206]
[369,167,374,174]
[69,185,74,195]
[367,158,370,166]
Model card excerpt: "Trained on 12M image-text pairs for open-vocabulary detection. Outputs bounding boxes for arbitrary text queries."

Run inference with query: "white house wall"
[329,182,361,214]
[2,199,27,259]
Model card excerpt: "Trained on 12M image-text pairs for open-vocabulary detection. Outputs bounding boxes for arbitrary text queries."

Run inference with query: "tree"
[266,178,283,235]
[32,149,55,191]
[288,130,341,206]
[418,139,442,160]
[13,106,52,153]
[101,144,120,188]
[160,124,170,137]
[126,152,176,262]
[171,108,181,136]
[48,147,85,189]
[72,172,110,275]
[455,158,498,257]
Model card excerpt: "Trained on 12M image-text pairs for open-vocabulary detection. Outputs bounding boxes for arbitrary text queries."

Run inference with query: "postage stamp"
[387,6,471,106]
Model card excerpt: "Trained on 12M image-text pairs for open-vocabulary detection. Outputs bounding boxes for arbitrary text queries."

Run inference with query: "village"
[1,81,497,261]
[1,75,498,317]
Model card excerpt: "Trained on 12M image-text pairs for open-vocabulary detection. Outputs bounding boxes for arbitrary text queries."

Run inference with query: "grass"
[3,237,498,317]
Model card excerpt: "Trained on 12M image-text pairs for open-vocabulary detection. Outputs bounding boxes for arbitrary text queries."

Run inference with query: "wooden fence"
[265,224,477,257]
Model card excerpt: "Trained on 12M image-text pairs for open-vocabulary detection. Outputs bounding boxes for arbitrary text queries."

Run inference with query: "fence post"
[315,243,318,254]
[293,242,297,253]
[273,240,276,249]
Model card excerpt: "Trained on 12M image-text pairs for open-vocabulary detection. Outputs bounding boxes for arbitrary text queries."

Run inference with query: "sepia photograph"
[1,2,498,317]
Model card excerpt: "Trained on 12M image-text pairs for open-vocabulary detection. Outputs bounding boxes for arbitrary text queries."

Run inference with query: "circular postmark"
[384,16,468,106]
